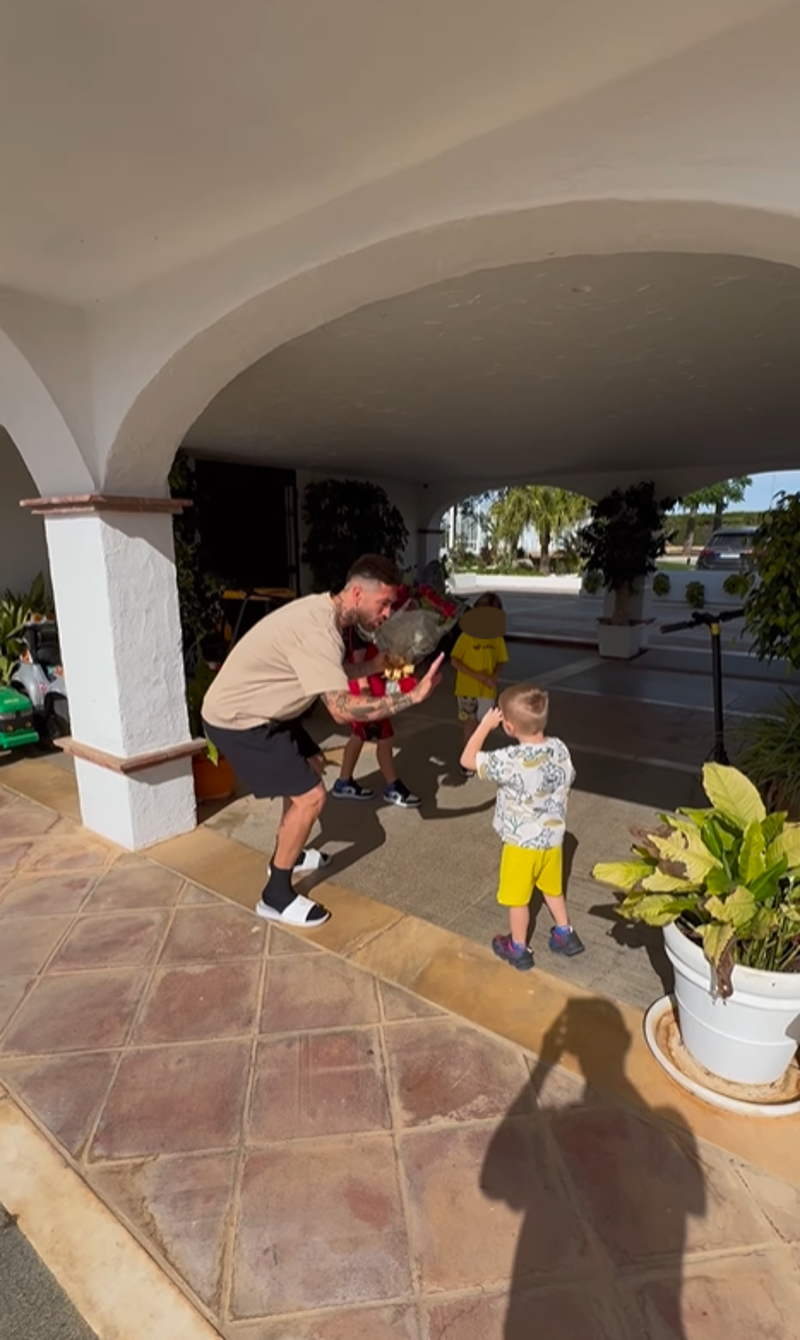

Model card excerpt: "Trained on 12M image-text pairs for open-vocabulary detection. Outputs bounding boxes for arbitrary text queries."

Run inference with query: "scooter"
[660,607,745,764]
[8,618,70,747]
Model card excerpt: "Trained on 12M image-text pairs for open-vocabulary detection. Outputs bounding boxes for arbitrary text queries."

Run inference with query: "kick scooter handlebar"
[660,607,745,636]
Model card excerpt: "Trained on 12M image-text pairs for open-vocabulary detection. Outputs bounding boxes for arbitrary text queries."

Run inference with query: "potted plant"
[593,762,800,1088]
[302,478,409,592]
[186,653,235,802]
[576,481,674,659]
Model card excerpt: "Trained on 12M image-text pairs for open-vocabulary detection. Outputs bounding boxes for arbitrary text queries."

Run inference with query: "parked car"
[696,526,758,571]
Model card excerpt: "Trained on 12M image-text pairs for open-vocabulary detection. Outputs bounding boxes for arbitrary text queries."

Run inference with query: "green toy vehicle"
[0,683,40,753]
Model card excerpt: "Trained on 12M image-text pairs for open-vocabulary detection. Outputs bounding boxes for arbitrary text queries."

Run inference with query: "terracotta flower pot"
[192,752,235,802]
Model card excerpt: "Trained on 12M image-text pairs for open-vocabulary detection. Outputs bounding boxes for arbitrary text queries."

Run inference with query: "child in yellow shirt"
[450,592,508,777]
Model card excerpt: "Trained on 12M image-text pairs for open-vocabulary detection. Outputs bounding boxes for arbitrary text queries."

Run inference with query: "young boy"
[332,623,421,808]
[461,682,584,970]
[450,592,508,777]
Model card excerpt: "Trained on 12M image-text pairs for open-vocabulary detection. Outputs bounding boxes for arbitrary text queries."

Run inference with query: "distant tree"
[680,477,752,554]
[490,486,590,572]
[459,490,496,522]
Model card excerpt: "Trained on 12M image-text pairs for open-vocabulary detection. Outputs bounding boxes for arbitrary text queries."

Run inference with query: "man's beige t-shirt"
[202,594,348,731]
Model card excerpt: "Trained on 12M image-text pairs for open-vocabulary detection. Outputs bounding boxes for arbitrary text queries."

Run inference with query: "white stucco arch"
[0,325,94,495]
[101,196,800,494]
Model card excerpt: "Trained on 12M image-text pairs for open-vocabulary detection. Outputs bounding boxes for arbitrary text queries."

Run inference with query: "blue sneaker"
[549,925,585,957]
[492,933,534,971]
[383,780,421,808]
[331,779,374,801]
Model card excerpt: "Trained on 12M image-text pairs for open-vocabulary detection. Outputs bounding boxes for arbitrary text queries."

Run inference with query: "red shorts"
[352,719,394,743]
[347,668,394,744]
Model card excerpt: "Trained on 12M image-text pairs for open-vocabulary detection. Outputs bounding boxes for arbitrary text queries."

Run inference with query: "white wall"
[0,428,51,596]
[453,568,747,609]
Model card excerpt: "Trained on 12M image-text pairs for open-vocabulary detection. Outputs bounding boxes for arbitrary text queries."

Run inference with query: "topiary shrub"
[652,572,671,598]
[685,580,706,610]
[724,571,754,599]
[582,570,602,595]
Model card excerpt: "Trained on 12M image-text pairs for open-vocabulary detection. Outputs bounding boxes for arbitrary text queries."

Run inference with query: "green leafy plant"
[0,573,55,683]
[169,450,226,660]
[724,571,754,599]
[737,693,800,817]
[185,651,219,764]
[576,481,674,625]
[593,763,800,995]
[582,570,602,595]
[2,572,51,618]
[302,479,409,592]
[744,492,800,671]
[652,572,671,598]
[685,580,706,610]
[0,598,29,684]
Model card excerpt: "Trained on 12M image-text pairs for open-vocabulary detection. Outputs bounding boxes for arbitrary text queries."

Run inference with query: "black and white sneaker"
[383,781,421,808]
[256,893,330,927]
[331,779,374,801]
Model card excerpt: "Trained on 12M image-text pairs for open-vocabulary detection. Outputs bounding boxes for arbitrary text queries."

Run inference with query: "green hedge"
[667,511,763,548]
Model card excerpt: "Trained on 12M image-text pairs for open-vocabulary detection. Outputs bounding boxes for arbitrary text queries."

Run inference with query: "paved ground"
[0,1202,98,1340]
[198,642,798,1011]
[499,589,752,652]
[2,784,800,1340]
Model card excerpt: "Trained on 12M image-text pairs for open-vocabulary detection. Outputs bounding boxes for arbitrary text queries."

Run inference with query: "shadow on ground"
[483,998,704,1338]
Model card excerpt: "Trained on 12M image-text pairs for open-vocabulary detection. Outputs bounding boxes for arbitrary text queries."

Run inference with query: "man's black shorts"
[202,717,322,798]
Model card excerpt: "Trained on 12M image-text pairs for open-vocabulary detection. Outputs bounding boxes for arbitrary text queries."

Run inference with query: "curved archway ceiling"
[0,0,786,301]
[184,252,800,487]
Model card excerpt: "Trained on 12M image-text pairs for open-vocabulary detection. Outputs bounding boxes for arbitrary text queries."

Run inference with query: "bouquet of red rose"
[392,583,459,622]
[374,596,463,694]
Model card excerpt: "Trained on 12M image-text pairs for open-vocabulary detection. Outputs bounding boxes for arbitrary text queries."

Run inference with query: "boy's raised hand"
[482,706,504,733]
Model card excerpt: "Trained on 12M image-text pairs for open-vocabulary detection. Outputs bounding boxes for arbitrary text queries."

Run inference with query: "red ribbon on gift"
[347,625,418,699]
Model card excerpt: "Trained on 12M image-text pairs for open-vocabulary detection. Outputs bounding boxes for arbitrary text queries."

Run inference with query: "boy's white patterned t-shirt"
[476,738,575,849]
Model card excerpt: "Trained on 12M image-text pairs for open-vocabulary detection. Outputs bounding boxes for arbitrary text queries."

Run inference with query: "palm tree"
[490,486,589,572]
[489,488,533,562]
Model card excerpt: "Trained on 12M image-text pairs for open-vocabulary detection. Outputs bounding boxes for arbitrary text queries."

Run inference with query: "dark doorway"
[193,461,300,592]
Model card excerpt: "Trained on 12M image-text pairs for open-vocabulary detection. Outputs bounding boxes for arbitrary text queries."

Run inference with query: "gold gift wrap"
[384,656,415,682]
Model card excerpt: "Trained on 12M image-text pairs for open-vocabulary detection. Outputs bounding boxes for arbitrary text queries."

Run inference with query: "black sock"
[262,864,295,912]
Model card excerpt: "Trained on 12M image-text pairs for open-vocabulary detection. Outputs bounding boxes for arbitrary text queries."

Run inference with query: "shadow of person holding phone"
[481,998,706,1338]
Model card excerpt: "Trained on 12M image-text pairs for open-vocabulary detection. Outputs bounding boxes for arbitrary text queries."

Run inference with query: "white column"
[38,500,196,850]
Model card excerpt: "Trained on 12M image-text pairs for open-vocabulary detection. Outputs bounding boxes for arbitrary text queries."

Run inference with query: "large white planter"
[664,921,800,1086]
[596,622,646,659]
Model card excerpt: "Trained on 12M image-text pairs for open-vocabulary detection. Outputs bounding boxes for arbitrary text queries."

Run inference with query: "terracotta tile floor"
[2,784,800,1339]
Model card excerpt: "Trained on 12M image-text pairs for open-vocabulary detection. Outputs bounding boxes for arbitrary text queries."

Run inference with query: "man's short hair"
[345,554,403,588]
[499,683,550,734]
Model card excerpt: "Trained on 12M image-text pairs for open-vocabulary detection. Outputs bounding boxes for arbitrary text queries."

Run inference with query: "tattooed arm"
[323,689,416,723]
[323,654,444,724]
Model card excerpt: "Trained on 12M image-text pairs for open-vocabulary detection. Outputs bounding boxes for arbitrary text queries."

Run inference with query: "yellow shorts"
[497,843,563,906]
